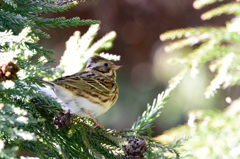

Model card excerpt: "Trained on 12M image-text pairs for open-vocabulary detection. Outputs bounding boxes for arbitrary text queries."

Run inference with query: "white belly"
[53,84,106,117]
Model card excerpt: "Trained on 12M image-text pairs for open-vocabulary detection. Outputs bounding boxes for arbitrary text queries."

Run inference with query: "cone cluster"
[123,138,147,159]
[0,60,20,82]
[53,110,74,129]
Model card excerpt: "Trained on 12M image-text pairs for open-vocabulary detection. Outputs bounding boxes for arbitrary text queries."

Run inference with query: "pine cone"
[53,110,74,129]
[0,60,20,82]
[123,138,148,159]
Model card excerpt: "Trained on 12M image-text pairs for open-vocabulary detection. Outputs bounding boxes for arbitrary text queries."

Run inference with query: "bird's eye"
[103,63,108,67]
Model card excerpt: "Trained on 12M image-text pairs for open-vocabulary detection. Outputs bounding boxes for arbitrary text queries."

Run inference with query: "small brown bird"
[42,55,121,128]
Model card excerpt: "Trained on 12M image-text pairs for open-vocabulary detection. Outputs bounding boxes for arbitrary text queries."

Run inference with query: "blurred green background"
[39,0,236,135]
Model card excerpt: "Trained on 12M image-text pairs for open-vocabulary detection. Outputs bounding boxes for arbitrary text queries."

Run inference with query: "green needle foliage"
[157,0,240,158]
[160,0,240,98]
[0,0,180,158]
[156,98,240,158]
[0,0,100,62]
[131,69,188,136]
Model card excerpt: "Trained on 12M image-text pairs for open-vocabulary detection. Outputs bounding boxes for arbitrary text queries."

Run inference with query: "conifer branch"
[161,6,240,97]
[205,52,235,98]
[131,69,188,135]
[193,0,226,10]
[201,2,240,20]
[154,1,240,158]
[160,27,212,41]
[164,33,209,52]
[35,17,100,29]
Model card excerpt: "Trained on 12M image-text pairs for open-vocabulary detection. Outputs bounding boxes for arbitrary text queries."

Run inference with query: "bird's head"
[85,55,122,80]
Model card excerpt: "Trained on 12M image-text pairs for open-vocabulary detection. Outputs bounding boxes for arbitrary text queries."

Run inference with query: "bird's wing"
[53,72,115,95]
[40,80,55,88]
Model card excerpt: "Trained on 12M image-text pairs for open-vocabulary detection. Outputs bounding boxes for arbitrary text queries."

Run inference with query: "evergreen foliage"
[0,0,180,158]
[0,0,100,62]
[156,98,240,158]
[160,0,240,98]
[157,0,240,158]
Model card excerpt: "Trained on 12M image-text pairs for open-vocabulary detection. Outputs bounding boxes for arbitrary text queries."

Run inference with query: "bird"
[41,55,121,128]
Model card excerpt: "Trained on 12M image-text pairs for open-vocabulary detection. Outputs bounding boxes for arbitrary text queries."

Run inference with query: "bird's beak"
[112,65,122,70]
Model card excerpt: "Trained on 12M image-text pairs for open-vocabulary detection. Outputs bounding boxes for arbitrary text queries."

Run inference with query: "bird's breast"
[52,84,115,117]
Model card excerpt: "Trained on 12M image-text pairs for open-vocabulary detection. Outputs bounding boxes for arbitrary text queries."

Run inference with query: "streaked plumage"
[42,55,121,128]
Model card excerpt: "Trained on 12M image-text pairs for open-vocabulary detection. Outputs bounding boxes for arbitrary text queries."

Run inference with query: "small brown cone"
[0,60,20,82]
[53,110,74,129]
[123,138,148,159]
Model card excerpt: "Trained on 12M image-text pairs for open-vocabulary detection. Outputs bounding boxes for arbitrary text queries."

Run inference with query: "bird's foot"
[81,108,105,129]
[92,121,104,129]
